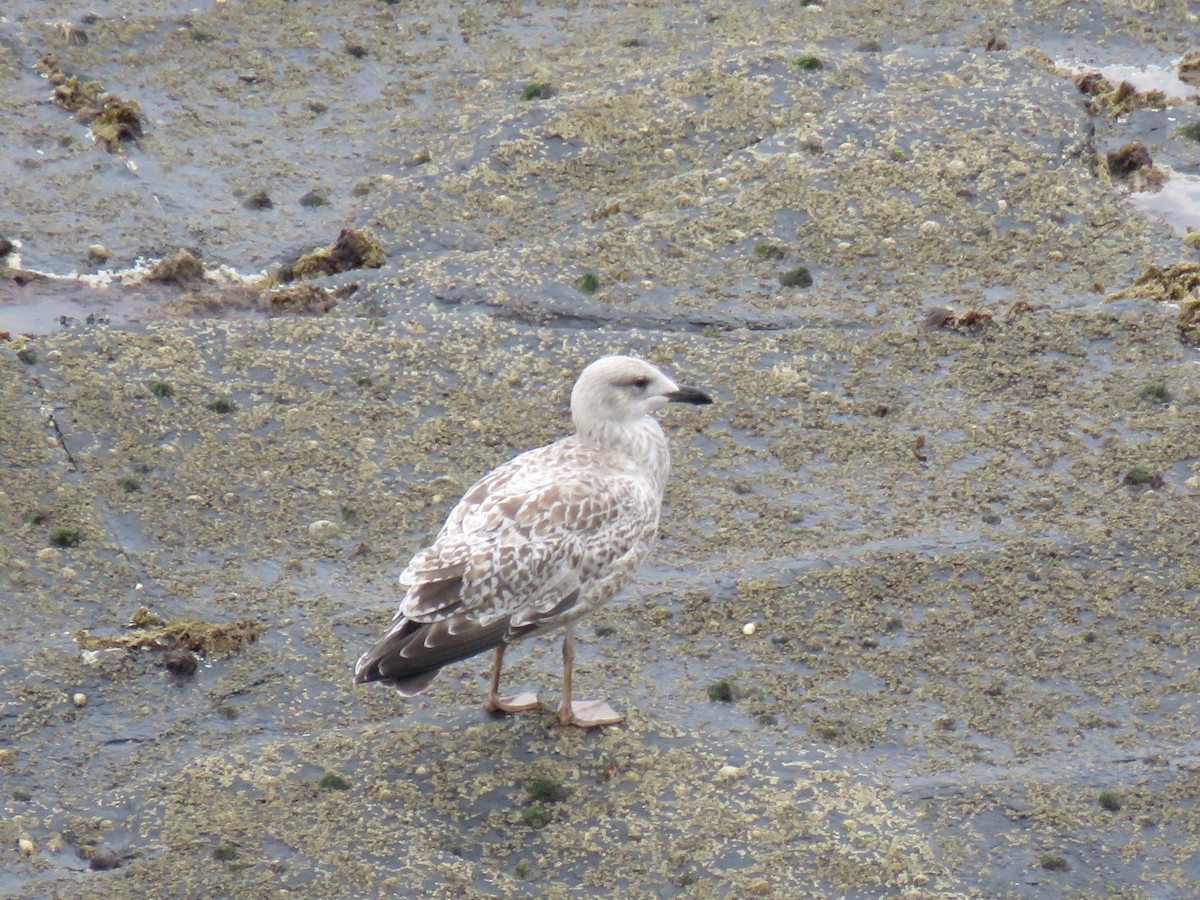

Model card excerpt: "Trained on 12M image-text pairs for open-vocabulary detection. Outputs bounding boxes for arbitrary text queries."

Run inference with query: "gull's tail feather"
[354,614,533,694]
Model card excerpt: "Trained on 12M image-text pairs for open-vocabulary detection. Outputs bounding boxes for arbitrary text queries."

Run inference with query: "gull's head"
[570,355,711,437]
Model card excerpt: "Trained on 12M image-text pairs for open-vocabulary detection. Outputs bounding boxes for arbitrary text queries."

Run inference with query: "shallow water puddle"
[1129,171,1200,237]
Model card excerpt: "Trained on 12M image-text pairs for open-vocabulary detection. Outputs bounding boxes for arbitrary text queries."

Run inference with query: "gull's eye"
[632,376,651,390]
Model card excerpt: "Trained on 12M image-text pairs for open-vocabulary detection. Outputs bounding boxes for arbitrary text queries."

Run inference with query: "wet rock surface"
[3,1,1200,897]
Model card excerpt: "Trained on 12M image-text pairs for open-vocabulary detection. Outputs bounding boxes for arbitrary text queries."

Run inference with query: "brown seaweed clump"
[76,96,143,150]
[1178,49,1200,87]
[1106,262,1200,342]
[74,611,268,659]
[1106,142,1153,178]
[922,306,993,331]
[1074,72,1167,117]
[161,282,355,318]
[38,54,143,150]
[276,228,385,282]
[1106,262,1200,304]
[147,248,206,285]
[1105,142,1165,191]
[261,282,357,315]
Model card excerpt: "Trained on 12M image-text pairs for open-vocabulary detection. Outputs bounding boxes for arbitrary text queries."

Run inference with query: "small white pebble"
[134,582,144,591]
[717,765,743,781]
[73,693,88,708]
[742,622,757,636]
[18,838,35,856]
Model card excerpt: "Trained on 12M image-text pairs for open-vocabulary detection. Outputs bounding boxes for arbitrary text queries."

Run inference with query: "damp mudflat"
[3,0,1200,897]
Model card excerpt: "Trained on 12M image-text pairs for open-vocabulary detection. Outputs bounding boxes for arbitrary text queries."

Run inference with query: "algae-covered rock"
[277,229,385,282]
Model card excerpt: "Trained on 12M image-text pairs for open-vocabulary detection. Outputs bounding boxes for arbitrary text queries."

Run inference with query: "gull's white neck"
[575,416,670,492]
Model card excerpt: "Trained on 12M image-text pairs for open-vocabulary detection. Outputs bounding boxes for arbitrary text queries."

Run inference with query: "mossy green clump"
[521,801,552,828]
[594,623,617,637]
[1039,853,1069,871]
[118,475,141,493]
[816,724,841,740]
[1138,382,1170,403]
[754,242,785,260]
[300,191,330,208]
[1098,790,1121,811]
[779,266,813,288]
[148,380,174,398]
[513,858,537,879]
[211,843,238,861]
[50,526,81,548]
[617,38,643,48]
[520,81,550,101]
[1179,123,1200,142]
[707,678,737,702]
[218,704,240,720]
[207,398,237,414]
[526,776,568,803]
[24,510,47,526]
[16,347,37,365]
[1123,465,1161,487]
[244,189,273,211]
[12,787,32,801]
[318,772,351,791]
[792,54,822,71]
[576,272,600,294]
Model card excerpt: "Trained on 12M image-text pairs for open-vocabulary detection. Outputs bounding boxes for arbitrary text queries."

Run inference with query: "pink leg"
[556,624,623,728]
[484,644,538,714]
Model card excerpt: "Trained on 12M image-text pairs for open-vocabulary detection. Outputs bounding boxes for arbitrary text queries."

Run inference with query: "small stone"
[89,849,122,870]
[18,837,35,855]
[919,220,942,237]
[73,692,88,708]
[716,765,743,781]
[742,622,757,636]
[308,519,340,540]
[87,244,110,263]
[161,648,199,677]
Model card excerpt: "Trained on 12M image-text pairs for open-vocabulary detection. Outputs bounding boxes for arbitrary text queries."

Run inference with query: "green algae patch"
[317,771,351,791]
[520,81,551,101]
[73,613,267,658]
[525,775,568,803]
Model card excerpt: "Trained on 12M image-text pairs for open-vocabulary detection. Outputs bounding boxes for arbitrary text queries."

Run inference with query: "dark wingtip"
[666,385,713,405]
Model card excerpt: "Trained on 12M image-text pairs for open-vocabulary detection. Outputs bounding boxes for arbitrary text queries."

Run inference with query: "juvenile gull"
[354,355,712,727]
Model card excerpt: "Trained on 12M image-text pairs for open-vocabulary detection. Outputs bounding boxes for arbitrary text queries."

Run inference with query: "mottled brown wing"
[398,442,655,629]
